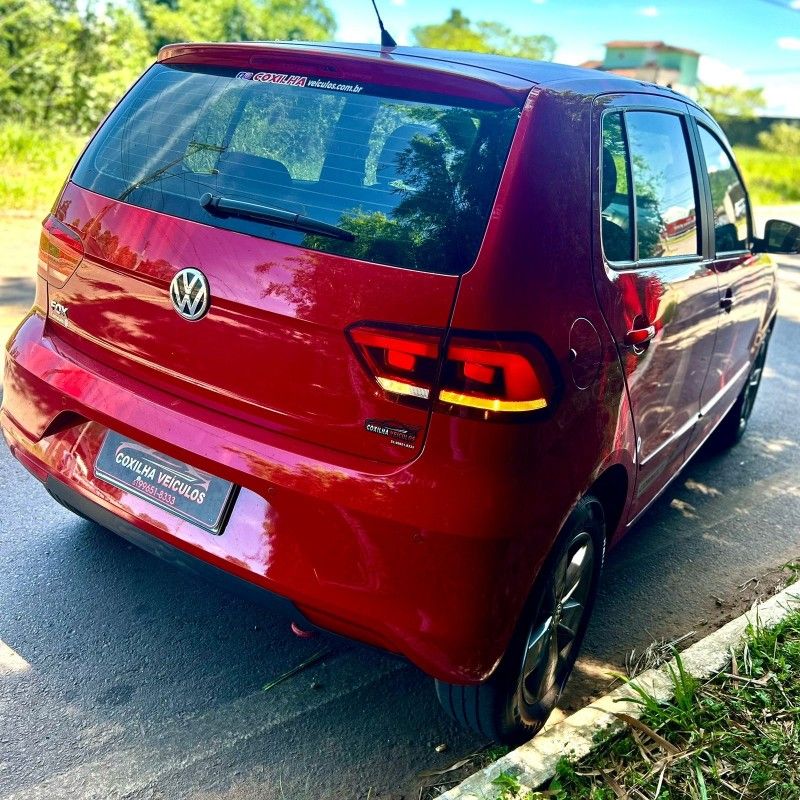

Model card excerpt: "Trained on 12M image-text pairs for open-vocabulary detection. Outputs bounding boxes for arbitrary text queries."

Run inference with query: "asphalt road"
[1,261,799,800]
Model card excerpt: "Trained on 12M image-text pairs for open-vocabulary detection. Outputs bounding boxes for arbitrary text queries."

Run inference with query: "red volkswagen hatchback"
[3,42,798,742]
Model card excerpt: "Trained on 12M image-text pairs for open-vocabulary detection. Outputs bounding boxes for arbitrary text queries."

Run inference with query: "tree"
[758,122,800,156]
[0,0,150,131]
[0,0,336,132]
[138,0,336,53]
[696,84,765,121]
[411,8,555,61]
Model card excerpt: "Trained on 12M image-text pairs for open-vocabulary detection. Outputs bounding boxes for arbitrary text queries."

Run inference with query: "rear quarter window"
[600,109,701,264]
[697,125,750,253]
[72,64,521,275]
[625,111,700,260]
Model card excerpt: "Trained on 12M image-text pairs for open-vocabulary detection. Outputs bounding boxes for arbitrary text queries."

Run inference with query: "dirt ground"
[0,214,42,372]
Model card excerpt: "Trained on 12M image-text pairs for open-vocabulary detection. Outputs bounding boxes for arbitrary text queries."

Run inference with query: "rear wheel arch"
[435,494,607,742]
[588,463,630,542]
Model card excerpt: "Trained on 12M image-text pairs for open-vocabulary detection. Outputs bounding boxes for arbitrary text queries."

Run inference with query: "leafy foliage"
[411,9,555,61]
[736,145,800,204]
[757,122,800,157]
[0,0,150,131]
[492,770,533,800]
[696,83,766,121]
[0,0,335,133]
[136,0,335,53]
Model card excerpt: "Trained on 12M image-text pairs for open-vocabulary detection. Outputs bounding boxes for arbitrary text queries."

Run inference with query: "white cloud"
[558,43,603,66]
[791,0,800,8]
[637,5,659,16]
[698,56,750,87]
[389,0,406,5]
[777,36,800,50]
[531,0,547,4]
[764,76,800,116]
[698,56,800,118]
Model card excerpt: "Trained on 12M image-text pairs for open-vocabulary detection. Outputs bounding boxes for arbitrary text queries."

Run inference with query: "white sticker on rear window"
[236,71,308,86]
[306,78,364,94]
[235,71,363,94]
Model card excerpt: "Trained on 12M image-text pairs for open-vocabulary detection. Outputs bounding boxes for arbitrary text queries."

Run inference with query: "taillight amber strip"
[438,390,548,412]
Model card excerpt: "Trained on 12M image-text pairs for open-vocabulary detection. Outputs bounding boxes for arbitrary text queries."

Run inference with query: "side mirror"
[758,219,800,255]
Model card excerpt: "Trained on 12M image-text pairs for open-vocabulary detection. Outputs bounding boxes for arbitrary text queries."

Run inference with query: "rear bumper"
[45,475,315,625]
[2,312,537,683]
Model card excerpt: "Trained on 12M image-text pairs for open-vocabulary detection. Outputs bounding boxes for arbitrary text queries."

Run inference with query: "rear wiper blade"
[200,193,355,242]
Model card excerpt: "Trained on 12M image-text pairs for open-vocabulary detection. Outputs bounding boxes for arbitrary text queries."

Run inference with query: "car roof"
[158,40,703,110]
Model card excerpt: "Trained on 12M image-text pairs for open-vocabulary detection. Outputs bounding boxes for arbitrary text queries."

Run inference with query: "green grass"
[735,146,800,206]
[492,770,528,799]
[0,123,84,212]
[533,608,800,800]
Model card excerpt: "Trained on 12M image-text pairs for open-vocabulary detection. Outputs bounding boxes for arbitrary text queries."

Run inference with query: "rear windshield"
[72,63,521,275]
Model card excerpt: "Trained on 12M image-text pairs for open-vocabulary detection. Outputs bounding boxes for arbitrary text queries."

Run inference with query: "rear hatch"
[49,45,524,464]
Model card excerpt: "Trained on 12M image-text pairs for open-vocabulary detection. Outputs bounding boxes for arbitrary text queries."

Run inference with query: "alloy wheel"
[520,531,595,712]
[739,341,768,434]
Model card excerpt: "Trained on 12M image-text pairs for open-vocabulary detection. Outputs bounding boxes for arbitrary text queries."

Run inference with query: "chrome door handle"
[624,324,656,348]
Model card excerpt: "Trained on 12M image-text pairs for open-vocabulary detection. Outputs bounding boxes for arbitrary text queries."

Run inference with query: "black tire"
[435,496,605,744]
[711,323,773,450]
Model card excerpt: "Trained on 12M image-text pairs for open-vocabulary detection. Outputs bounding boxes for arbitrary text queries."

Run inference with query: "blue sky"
[330,0,800,116]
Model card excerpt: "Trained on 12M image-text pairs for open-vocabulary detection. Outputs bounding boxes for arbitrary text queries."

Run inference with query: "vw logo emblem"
[170,268,210,321]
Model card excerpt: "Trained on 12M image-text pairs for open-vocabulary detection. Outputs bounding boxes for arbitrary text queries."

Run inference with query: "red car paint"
[1,43,778,684]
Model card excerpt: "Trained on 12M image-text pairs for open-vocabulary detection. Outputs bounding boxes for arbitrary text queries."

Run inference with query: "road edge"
[437,577,800,799]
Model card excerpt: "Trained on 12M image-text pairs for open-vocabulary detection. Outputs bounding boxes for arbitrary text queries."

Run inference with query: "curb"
[437,577,800,800]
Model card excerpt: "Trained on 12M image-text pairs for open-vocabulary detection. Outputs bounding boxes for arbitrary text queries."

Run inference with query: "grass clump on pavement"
[417,745,510,799]
[526,609,800,800]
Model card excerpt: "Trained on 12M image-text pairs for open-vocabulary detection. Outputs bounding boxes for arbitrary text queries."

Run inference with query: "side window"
[698,126,749,253]
[625,112,700,260]
[601,113,634,262]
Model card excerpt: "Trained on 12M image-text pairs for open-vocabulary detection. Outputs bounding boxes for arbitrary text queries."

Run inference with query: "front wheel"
[435,497,605,744]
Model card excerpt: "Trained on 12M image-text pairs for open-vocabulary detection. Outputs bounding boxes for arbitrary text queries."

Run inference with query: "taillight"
[348,324,554,417]
[439,337,552,413]
[38,215,83,287]
[348,326,441,401]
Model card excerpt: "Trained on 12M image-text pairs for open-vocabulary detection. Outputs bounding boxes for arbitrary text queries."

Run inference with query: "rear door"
[593,96,719,520]
[50,54,522,465]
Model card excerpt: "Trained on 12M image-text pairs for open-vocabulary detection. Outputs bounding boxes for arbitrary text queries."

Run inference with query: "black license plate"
[95,431,235,534]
